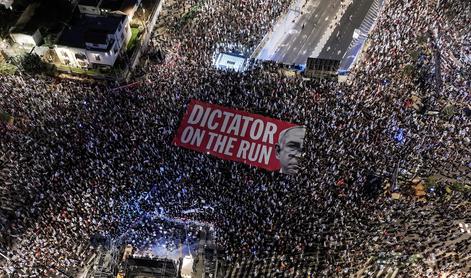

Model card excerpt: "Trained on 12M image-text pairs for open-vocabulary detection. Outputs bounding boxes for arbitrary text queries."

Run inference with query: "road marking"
[310,0,353,58]
[254,0,328,61]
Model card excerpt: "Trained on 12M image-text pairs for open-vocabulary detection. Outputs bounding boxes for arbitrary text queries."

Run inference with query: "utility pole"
[391,160,401,193]
[0,251,9,261]
[434,26,442,96]
[434,0,442,96]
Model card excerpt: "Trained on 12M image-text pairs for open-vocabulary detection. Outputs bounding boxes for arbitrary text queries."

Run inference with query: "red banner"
[173,100,305,173]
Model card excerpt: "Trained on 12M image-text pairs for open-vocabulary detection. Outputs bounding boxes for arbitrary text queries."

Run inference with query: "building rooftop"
[56,13,125,50]
[100,0,140,15]
[0,0,14,9]
[9,0,75,36]
[84,30,109,45]
[10,2,42,34]
[100,0,121,11]
[78,0,102,6]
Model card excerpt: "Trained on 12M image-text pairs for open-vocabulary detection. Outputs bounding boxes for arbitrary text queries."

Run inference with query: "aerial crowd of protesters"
[0,0,470,277]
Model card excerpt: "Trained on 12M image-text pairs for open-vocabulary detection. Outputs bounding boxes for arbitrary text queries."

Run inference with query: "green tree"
[19,53,56,76]
[0,62,17,75]
[402,64,415,78]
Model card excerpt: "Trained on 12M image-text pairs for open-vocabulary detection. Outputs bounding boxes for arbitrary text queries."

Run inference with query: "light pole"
[0,251,12,277]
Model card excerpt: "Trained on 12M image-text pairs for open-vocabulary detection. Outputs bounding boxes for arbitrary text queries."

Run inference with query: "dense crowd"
[1,0,470,277]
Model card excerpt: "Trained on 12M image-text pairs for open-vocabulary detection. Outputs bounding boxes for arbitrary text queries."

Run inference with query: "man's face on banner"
[275,126,306,175]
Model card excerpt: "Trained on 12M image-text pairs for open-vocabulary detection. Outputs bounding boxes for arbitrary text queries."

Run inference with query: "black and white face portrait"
[275,126,306,175]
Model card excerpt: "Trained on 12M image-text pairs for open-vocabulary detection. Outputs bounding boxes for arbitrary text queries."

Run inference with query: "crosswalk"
[347,0,384,50]
[339,0,385,73]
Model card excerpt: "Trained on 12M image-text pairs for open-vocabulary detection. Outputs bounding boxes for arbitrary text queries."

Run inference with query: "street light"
[0,251,12,278]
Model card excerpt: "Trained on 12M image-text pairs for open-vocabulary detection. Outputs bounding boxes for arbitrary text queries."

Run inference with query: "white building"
[9,2,43,47]
[55,13,131,68]
[54,0,143,69]
[0,0,14,9]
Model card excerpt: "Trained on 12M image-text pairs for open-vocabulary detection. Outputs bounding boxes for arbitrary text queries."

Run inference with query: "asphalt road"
[318,0,375,60]
[256,0,374,65]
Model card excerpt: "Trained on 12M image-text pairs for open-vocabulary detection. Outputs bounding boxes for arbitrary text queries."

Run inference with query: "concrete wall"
[0,0,13,9]
[79,4,101,15]
[87,46,118,67]
[130,0,164,69]
[55,46,89,68]
[105,0,142,18]
[85,41,109,50]
[123,23,132,47]
[10,29,42,47]
[55,15,130,68]
[56,42,120,68]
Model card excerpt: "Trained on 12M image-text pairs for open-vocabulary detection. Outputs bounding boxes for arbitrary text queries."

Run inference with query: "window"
[113,46,118,54]
[75,53,87,60]
[95,55,101,61]
[121,33,124,41]
[61,51,69,58]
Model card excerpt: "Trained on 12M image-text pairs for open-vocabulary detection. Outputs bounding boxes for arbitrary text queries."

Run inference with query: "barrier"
[338,0,386,75]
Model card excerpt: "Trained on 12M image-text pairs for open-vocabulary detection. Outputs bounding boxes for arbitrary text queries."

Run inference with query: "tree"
[19,53,56,75]
[0,61,17,75]
[402,64,415,78]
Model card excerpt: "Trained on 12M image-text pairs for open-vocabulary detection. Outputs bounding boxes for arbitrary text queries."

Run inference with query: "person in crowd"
[0,0,469,277]
[276,126,306,175]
